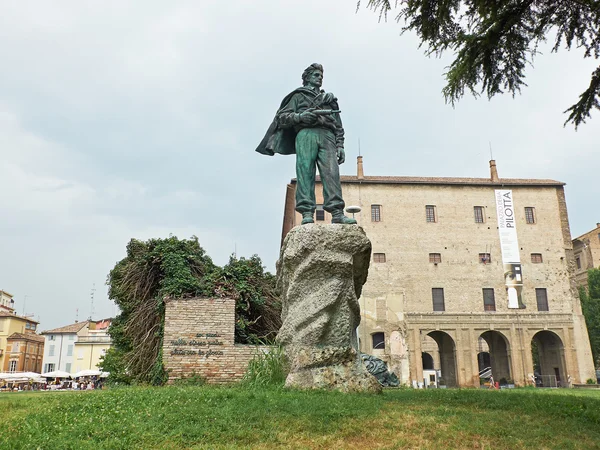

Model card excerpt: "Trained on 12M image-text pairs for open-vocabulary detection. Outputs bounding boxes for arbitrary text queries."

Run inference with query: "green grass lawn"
[1,386,599,449]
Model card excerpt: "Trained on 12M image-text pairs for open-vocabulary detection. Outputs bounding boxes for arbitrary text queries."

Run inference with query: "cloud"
[0,1,598,329]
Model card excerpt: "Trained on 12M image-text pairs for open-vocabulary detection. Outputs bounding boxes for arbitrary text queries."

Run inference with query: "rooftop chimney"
[357,156,364,180]
[490,160,499,182]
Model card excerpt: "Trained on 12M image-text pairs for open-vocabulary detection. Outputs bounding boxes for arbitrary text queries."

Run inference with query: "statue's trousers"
[294,128,345,214]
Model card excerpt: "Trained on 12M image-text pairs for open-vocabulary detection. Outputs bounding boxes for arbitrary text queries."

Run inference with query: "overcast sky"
[1,1,598,330]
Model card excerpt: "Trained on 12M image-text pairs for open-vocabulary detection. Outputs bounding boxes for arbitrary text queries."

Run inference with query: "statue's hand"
[337,147,345,165]
[322,92,336,104]
[298,111,318,125]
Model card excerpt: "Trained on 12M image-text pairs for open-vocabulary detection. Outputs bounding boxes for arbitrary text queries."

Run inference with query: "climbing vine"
[102,236,281,385]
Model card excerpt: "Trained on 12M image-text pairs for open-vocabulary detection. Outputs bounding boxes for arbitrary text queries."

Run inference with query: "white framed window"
[8,361,17,372]
[67,345,73,357]
[49,345,55,357]
[65,363,71,373]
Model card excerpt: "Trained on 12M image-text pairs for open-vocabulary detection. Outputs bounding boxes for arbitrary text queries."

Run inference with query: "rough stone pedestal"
[276,224,381,393]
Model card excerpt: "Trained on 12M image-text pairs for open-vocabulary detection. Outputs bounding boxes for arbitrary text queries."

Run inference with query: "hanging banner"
[495,190,525,309]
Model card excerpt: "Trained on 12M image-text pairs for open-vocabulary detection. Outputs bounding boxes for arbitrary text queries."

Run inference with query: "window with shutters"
[479,253,491,264]
[426,205,437,223]
[531,253,543,264]
[536,288,549,311]
[373,253,386,263]
[474,206,485,223]
[525,207,536,224]
[483,288,496,311]
[49,345,55,357]
[316,204,325,221]
[432,288,445,312]
[371,204,381,222]
[372,332,385,349]
[429,253,442,264]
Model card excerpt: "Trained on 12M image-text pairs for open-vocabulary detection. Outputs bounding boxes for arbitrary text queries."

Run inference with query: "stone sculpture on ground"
[276,224,381,393]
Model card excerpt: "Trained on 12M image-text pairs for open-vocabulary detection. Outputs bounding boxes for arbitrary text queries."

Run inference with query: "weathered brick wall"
[163,297,267,384]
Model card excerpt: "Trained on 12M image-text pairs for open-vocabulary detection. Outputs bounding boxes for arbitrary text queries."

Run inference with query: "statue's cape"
[255,87,316,156]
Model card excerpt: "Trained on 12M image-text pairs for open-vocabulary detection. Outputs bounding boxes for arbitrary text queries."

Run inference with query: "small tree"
[359,0,600,127]
[580,268,600,368]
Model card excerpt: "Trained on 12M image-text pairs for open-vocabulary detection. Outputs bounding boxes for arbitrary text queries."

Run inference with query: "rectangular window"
[483,288,496,311]
[576,256,581,270]
[8,361,17,372]
[68,335,75,341]
[371,204,381,222]
[373,253,386,263]
[479,253,491,264]
[78,351,84,360]
[65,363,71,373]
[525,207,536,224]
[315,204,325,221]
[536,288,549,311]
[432,288,445,312]
[44,363,55,373]
[426,205,437,223]
[49,345,55,357]
[49,335,55,341]
[429,253,442,264]
[371,332,385,349]
[474,206,485,223]
[531,253,543,264]
[67,345,73,357]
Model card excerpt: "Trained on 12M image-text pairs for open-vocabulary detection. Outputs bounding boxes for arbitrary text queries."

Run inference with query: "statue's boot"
[301,212,314,225]
[331,211,357,225]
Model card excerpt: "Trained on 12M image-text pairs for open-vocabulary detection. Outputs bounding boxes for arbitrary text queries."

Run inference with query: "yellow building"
[73,320,112,373]
[0,310,40,372]
[281,158,596,387]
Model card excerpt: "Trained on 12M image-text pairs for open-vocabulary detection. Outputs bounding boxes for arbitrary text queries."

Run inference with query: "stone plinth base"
[277,224,379,393]
[285,346,381,393]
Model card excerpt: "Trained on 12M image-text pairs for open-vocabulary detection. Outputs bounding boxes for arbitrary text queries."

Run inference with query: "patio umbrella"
[100,372,110,378]
[41,370,72,378]
[73,369,101,378]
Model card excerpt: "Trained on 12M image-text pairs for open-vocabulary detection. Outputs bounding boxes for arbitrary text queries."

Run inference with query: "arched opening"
[480,331,512,383]
[422,352,434,370]
[531,330,567,387]
[424,331,458,387]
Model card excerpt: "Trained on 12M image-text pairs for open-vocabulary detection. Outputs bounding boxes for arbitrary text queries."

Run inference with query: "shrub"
[243,345,288,387]
[586,378,597,385]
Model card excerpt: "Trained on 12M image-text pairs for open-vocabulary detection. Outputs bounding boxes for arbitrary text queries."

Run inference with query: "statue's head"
[302,63,324,88]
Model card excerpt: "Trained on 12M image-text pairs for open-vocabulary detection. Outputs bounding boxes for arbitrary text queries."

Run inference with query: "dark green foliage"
[105,236,281,385]
[580,268,600,368]
[220,255,281,344]
[358,0,600,127]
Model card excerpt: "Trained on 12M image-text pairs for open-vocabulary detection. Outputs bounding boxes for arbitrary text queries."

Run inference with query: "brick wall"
[163,297,267,384]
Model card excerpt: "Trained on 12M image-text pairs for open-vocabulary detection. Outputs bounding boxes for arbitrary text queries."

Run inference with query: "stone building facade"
[281,158,596,387]
[573,223,600,291]
[4,332,44,373]
[0,307,40,372]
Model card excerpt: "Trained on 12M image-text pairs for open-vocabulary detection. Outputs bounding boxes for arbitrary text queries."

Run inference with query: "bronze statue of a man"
[256,63,356,225]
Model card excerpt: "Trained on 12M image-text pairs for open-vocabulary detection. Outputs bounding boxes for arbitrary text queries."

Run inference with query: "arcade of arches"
[404,317,591,387]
